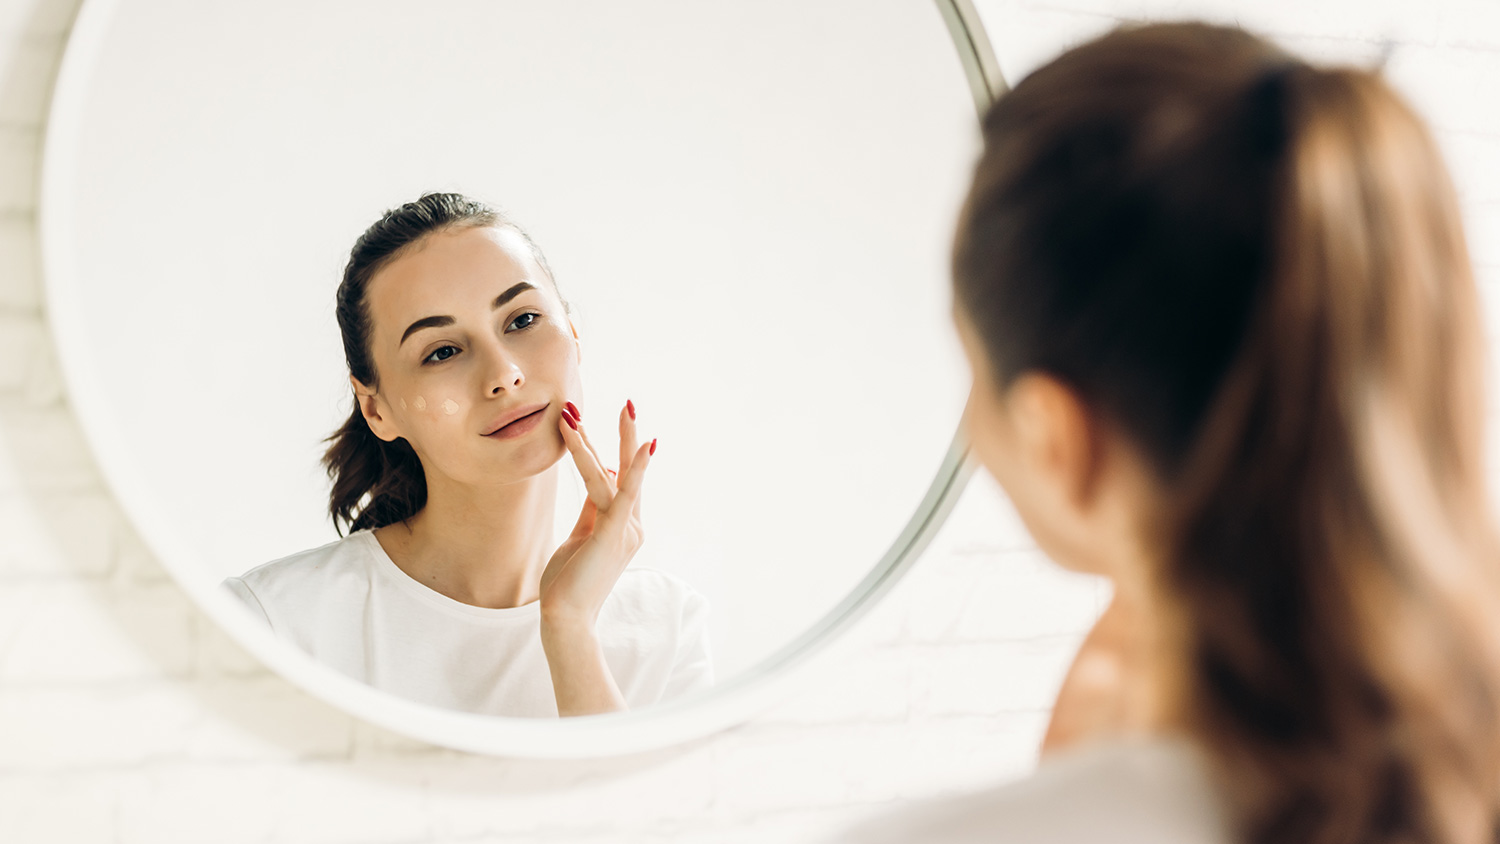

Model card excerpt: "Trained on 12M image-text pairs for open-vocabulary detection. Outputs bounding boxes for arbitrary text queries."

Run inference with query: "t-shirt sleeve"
[221,576,273,628]
[660,588,714,700]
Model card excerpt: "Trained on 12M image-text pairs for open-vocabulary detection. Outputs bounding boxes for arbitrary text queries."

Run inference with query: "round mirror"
[42,0,999,754]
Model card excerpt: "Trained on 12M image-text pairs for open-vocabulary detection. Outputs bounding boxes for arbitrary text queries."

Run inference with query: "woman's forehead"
[365,226,550,330]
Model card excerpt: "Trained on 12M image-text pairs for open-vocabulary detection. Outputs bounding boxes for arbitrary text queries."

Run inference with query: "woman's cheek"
[405,396,465,418]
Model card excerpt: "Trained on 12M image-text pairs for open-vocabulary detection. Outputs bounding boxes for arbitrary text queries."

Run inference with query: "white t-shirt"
[831,736,1233,844]
[222,529,713,718]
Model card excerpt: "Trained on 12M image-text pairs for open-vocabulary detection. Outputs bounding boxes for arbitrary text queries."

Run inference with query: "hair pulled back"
[323,192,551,535]
[956,22,1500,844]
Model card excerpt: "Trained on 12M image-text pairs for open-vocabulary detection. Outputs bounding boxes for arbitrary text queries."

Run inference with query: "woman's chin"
[493,439,569,479]
[431,439,567,488]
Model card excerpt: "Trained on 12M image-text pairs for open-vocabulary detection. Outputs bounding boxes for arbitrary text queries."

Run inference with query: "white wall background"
[0,0,1496,842]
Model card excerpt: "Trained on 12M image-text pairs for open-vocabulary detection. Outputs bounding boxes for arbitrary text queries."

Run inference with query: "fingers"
[559,408,613,508]
[612,440,655,520]
[560,399,654,518]
[567,402,618,494]
[566,402,609,476]
[632,438,654,519]
[619,400,639,477]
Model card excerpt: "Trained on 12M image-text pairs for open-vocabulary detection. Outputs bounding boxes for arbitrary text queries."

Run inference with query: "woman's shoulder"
[612,566,705,602]
[832,736,1231,844]
[227,530,380,596]
[604,567,710,625]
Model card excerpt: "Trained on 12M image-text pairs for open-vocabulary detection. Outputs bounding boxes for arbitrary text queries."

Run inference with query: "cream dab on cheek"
[413,396,427,411]
[399,397,407,411]
[442,399,460,415]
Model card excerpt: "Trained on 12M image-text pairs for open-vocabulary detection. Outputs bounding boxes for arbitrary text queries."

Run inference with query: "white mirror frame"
[40,0,1008,758]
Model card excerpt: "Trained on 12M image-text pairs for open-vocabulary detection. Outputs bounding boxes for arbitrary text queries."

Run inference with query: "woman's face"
[354,225,580,488]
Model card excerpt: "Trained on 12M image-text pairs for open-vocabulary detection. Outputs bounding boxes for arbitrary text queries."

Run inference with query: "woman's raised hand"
[539,399,654,716]
[540,399,654,625]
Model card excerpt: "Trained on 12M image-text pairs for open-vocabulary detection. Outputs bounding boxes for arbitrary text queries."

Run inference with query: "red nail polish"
[563,411,578,430]
[626,399,636,420]
[649,438,657,456]
[566,401,580,420]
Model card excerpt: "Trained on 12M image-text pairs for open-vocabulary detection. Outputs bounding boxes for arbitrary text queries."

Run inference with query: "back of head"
[956,21,1500,844]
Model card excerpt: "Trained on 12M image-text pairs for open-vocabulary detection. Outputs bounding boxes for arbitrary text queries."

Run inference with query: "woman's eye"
[508,312,540,332]
[423,345,460,364]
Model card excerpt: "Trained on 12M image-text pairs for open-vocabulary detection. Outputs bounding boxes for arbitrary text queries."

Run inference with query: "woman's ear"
[351,375,400,443]
[568,316,583,366]
[1008,373,1105,512]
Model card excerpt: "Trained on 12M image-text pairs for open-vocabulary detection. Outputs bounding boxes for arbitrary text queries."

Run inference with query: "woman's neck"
[374,466,559,609]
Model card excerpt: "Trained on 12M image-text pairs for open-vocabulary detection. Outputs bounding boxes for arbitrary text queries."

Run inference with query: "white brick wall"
[1,1,1495,842]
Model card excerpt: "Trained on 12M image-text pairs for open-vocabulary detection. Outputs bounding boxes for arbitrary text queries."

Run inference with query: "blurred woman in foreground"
[846,21,1500,844]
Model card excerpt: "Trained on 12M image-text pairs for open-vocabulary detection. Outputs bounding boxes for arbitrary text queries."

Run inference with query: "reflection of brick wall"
[0,0,1496,840]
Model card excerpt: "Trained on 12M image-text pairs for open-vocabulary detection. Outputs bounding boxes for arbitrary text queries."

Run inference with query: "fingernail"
[649,438,657,456]
[626,399,636,420]
[563,411,578,430]
[565,401,580,420]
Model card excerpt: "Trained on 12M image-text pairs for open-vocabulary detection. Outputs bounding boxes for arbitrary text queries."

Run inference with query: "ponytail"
[1169,61,1500,844]
[323,403,427,535]
[955,22,1500,844]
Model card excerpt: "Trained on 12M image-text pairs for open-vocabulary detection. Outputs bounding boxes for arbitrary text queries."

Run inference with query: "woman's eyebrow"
[399,315,454,346]
[492,281,536,310]
[398,282,538,347]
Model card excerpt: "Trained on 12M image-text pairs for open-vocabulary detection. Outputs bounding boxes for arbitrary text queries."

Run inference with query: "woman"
[224,193,713,718]
[845,21,1500,844]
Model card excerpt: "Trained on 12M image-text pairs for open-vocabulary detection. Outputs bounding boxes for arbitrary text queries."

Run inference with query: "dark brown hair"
[956,21,1500,844]
[323,192,555,534]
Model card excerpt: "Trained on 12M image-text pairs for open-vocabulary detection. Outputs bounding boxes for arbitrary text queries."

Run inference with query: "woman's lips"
[485,407,547,440]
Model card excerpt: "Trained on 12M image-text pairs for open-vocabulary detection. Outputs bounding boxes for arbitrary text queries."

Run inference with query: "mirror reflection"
[47,0,980,719]
[223,196,712,716]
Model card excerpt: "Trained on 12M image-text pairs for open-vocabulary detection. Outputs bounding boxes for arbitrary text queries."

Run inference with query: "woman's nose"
[483,345,525,395]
